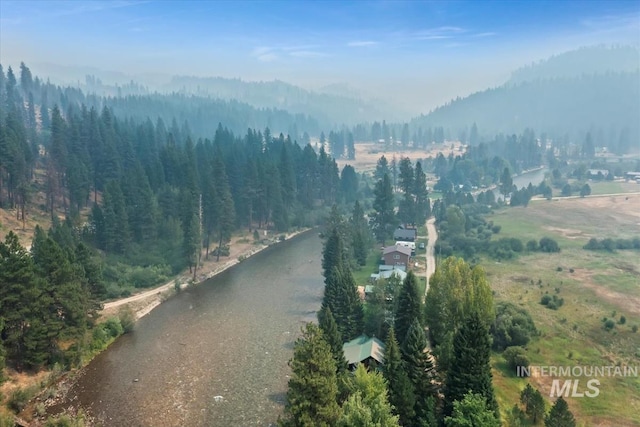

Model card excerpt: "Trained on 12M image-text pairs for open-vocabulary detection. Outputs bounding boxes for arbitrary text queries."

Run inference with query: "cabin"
[342,335,385,369]
[393,227,417,242]
[370,266,407,282]
[382,244,412,267]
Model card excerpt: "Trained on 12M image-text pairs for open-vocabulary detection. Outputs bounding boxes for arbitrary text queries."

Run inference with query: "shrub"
[118,306,136,333]
[491,225,502,234]
[632,325,638,333]
[569,268,574,273]
[503,346,530,375]
[541,294,563,310]
[604,319,616,331]
[539,237,560,253]
[526,239,538,251]
[540,294,552,306]
[491,302,537,351]
[556,266,563,272]
[8,388,31,413]
[619,316,626,325]
[103,317,124,338]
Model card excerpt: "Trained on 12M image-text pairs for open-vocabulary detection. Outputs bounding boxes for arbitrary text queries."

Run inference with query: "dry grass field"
[484,194,640,426]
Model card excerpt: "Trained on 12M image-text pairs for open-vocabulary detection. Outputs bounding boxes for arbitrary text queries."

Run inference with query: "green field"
[483,195,640,426]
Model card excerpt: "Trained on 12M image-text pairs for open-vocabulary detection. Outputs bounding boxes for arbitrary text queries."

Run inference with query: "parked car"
[418,242,425,250]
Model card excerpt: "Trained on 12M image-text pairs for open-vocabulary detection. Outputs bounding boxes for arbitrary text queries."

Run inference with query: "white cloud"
[289,50,327,58]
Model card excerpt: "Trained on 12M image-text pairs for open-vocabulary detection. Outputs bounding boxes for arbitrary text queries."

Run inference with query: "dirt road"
[423,217,437,302]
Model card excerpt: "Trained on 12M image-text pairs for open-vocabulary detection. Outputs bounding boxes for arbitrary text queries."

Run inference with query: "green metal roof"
[342,335,385,365]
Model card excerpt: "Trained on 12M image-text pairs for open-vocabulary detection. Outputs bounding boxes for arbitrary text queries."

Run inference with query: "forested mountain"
[163,76,399,125]
[29,63,399,129]
[508,45,639,85]
[410,46,640,153]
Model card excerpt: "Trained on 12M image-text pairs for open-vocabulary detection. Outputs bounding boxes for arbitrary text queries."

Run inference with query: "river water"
[493,167,547,200]
[55,231,324,426]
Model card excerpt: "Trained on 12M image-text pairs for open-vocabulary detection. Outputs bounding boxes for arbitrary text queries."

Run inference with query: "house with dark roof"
[342,335,385,369]
[393,227,417,242]
[382,244,412,267]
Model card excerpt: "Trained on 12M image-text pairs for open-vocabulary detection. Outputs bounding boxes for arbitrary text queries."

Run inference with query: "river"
[53,231,324,426]
[493,167,547,200]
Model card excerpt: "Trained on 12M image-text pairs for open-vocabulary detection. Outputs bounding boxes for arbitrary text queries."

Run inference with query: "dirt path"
[101,229,309,320]
[423,217,437,302]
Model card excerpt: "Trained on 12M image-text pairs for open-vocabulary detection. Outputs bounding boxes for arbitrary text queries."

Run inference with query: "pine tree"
[322,228,345,280]
[339,364,399,427]
[394,271,422,346]
[443,312,499,420]
[318,306,348,373]
[545,397,576,427]
[281,323,341,427]
[383,327,416,425]
[520,383,545,424]
[373,173,395,244]
[402,319,438,426]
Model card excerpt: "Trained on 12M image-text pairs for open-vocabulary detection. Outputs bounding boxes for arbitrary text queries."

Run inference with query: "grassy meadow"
[483,194,640,426]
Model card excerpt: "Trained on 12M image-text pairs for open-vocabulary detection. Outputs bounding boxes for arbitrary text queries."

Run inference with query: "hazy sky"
[1,0,639,113]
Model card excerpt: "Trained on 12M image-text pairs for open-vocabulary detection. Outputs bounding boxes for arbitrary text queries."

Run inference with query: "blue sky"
[1,0,639,112]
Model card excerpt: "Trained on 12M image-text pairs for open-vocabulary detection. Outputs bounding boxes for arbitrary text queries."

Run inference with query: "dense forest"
[0,62,358,377]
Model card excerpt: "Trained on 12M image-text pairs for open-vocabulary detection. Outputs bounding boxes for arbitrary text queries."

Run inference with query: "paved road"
[423,217,437,303]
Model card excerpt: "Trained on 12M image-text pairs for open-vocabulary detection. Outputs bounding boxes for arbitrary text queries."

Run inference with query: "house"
[379,265,406,272]
[342,335,385,369]
[393,227,417,242]
[587,169,610,179]
[370,267,408,282]
[382,244,412,267]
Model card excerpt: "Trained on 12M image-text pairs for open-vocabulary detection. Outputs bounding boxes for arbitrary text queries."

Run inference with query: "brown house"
[382,244,412,267]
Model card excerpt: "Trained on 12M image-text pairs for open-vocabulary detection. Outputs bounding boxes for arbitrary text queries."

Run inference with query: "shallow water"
[56,231,324,426]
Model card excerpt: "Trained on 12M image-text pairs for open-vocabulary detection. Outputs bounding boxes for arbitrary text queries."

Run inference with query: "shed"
[342,335,385,369]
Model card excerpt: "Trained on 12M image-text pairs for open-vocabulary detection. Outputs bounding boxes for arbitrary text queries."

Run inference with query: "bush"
[491,225,502,234]
[212,245,230,256]
[103,317,124,338]
[8,387,31,413]
[491,302,537,351]
[503,346,530,375]
[118,306,136,333]
[540,294,563,310]
[539,237,560,253]
[632,325,638,333]
[556,266,563,272]
[619,316,626,325]
[526,239,538,251]
[604,319,616,331]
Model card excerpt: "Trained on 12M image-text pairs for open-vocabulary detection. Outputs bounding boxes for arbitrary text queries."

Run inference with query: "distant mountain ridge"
[410,46,640,150]
[163,75,401,126]
[508,45,640,85]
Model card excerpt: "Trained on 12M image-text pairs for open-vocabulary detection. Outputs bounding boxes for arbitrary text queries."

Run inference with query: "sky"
[1,0,639,113]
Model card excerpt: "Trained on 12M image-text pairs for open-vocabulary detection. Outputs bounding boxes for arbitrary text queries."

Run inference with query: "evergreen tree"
[339,364,399,427]
[281,323,341,427]
[350,201,369,266]
[322,228,345,279]
[321,267,364,341]
[402,319,438,426]
[520,384,545,424]
[545,397,576,427]
[444,392,500,427]
[413,161,429,225]
[375,155,390,182]
[318,306,348,373]
[500,167,513,200]
[394,271,422,346]
[443,312,499,420]
[372,174,395,244]
[383,327,416,426]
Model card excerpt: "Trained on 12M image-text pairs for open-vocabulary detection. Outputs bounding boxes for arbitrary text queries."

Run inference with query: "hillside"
[508,45,640,85]
[410,46,640,152]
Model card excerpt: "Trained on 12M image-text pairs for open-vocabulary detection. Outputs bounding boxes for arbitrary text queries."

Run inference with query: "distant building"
[393,227,417,242]
[587,169,610,179]
[342,335,385,369]
[382,244,412,267]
